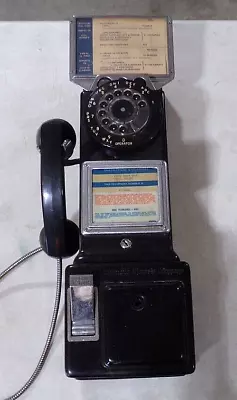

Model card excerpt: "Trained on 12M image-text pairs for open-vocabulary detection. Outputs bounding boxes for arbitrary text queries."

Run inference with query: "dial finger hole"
[109,124,117,132]
[138,100,147,108]
[124,89,132,97]
[102,118,110,126]
[119,125,127,134]
[133,93,141,101]
[105,93,113,101]
[114,89,122,97]
[100,101,108,108]
[98,109,106,117]
[97,77,112,87]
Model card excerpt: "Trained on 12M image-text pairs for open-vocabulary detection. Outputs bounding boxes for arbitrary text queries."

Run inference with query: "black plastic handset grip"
[37,119,79,258]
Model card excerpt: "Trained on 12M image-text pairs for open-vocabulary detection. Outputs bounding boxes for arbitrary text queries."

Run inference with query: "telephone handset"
[37,119,79,258]
[0,120,79,399]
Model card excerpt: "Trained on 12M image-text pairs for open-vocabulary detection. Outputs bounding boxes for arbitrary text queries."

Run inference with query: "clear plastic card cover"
[70,16,174,90]
[81,160,170,235]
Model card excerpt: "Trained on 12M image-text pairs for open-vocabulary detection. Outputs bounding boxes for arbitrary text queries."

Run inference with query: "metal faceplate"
[81,160,170,235]
[70,16,175,90]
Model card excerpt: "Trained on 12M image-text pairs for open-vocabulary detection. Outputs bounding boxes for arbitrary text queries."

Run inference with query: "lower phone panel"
[65,260,195,379]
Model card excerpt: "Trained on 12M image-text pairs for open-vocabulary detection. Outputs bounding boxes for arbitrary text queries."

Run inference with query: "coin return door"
[67,275,99,342]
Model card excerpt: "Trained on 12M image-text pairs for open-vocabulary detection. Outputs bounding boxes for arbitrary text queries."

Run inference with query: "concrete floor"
[0,0,237,20]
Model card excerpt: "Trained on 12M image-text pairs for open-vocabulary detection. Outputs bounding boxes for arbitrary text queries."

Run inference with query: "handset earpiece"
[37,119,79,258]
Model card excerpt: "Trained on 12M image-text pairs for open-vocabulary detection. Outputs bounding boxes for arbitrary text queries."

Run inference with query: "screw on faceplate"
[120,238,132,249]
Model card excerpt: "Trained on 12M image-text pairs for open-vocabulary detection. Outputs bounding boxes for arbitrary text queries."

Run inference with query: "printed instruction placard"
[76,17,169,76]
[92,168,160,224]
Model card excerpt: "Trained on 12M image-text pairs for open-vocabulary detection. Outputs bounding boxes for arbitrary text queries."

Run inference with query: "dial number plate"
[85,78,156,149]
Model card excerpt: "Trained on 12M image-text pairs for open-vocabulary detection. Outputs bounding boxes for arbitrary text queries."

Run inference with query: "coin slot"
[97,77,112,87]
[118,78,127,86]
[134,77,146,87]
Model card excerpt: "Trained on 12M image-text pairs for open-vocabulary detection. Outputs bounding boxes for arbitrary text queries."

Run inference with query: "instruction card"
[76,17,169,76]
[92,168,160,224]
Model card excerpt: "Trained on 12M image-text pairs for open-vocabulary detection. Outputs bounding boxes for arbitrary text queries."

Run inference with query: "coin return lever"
[69,275,97,338]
